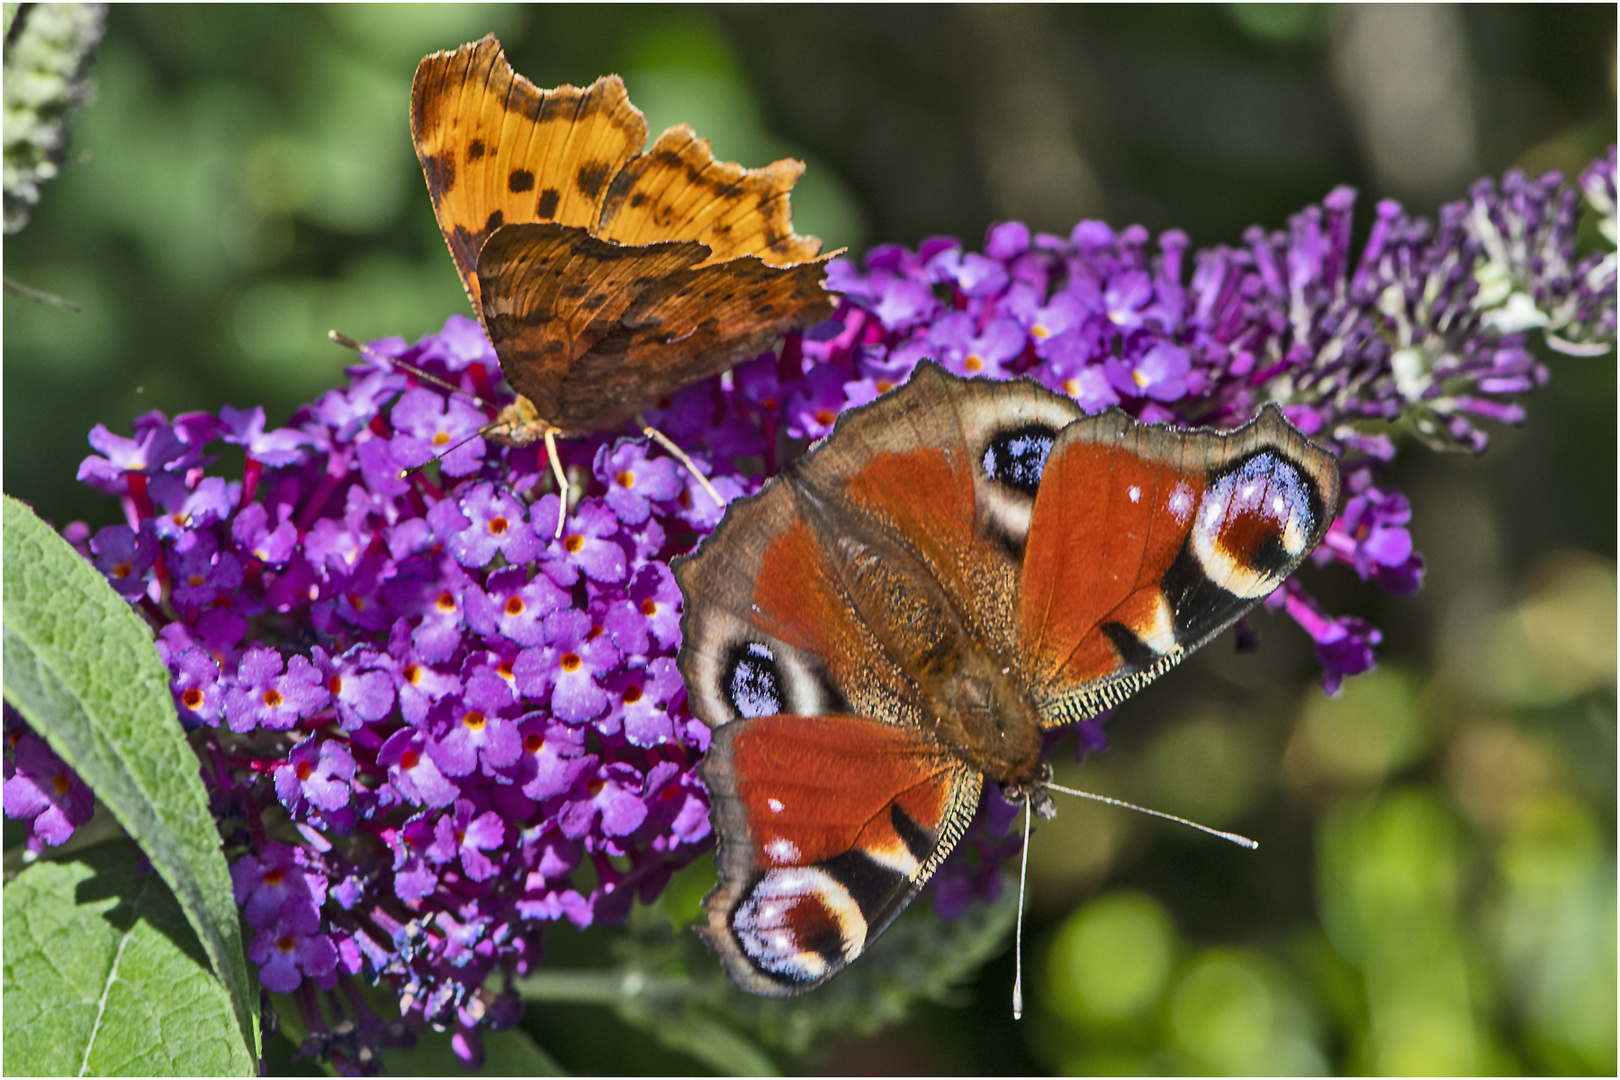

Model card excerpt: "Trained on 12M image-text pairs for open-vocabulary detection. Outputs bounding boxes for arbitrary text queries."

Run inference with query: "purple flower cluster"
[7,151,1611,1068]
[2,723,95,851]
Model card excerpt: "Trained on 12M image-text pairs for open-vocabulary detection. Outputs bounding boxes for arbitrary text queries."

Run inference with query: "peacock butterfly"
[409,36,835,447]
[673,361,1341,996]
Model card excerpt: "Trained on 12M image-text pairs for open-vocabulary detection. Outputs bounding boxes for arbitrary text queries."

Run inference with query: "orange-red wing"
[700,712,980,996]
[1018,406,1339,724]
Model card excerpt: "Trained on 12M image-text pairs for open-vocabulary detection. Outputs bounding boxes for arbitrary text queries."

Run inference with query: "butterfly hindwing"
[699,712,980,996]
[1018,404,1341,725]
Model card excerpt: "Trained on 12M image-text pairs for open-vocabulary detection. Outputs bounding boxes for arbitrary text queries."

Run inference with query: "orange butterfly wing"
[411,37,646,313]
[411,36,836,434]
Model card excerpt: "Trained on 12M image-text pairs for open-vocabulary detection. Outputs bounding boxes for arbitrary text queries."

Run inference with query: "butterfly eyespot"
[981,423,1059,496]
[725,641,785,719]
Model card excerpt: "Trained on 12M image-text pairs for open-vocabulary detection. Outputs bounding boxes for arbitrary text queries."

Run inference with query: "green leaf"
[2,839,257,1075]
[1,494,259,1065]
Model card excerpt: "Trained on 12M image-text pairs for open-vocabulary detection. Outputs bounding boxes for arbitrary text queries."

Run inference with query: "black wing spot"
[536,188,560,220]
[725,642,784,719]
[889,804,934,866]
[577,161,612,200]
[422,153,455,195]
[1160,542,1245,647]
[821,849,906,924]
[981,424,1058,496]
[1101,621,1158,674]
[465,140,485,163]
[509,168,535,193]
[484,209,505,234]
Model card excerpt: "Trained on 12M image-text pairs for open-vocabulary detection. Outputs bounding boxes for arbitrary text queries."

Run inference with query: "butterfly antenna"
[640,422,724,510]
[1045,782,1259,849]
[329,329,481,400]
[1012,798,1034,1020]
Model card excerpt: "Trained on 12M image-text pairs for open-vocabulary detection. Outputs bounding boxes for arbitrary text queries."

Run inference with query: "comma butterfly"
[410,36,835,502]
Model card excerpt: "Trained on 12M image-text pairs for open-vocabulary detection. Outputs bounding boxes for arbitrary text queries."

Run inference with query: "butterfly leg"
[641,421,723,510]
[543,427,571,538]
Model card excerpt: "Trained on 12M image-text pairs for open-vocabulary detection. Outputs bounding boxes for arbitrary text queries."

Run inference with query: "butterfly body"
[410,36,834,439]
[674,362,1341,996]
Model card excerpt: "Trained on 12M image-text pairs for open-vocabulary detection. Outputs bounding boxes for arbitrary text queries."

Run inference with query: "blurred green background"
[4,5,1614,1075]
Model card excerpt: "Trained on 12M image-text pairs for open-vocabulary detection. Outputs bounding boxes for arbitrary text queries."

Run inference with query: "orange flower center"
[559,653,582,673]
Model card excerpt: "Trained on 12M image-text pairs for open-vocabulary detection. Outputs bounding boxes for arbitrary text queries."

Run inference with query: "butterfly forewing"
[412,37,645,310]
[598,125,823,266]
